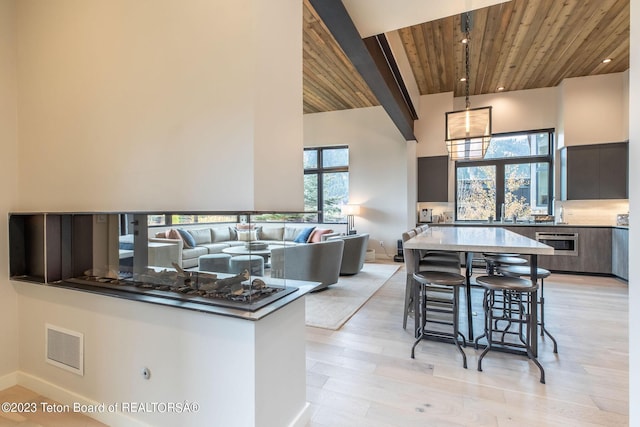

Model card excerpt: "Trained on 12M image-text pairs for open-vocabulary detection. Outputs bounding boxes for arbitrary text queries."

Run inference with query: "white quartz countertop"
[405,226,554,255]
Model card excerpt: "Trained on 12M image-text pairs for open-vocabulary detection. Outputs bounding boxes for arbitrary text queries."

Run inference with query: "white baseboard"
[16,371,149,427]
[288,401,312,427]
[0,371,18,391]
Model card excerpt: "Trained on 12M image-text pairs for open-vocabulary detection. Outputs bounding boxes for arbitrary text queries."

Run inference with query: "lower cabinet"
[507,226,613,275]
[612,228,629,280]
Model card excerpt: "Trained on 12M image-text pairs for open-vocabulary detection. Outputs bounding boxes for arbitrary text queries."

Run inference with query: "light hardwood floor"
[305,262,629,427]
[0,262,628,426]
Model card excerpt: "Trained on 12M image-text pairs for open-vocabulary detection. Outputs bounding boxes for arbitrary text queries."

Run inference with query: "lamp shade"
[340,204,360,216]
[445,106,492,160]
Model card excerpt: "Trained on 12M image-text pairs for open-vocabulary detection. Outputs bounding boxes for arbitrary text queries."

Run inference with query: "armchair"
[328,233,370,275]
[270,239,344,291]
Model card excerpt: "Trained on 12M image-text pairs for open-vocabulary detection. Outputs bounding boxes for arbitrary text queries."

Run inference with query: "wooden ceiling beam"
[308,0,417,141]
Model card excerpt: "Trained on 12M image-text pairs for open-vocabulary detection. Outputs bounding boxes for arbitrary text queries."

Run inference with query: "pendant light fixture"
[445,12,492,160]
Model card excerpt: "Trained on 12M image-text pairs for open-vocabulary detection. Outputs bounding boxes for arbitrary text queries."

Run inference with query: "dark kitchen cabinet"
[418,155,448,202]
[564,142,628,200]
[612,227,629,280]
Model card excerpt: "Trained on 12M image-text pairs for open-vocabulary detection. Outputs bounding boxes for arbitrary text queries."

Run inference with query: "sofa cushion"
[155,231,167,238]
[182,246,208,260]
[260,226,284,241]
[308,228,334,243]
[211,227,232,242]
[294,226,316,243]
[189,228,212,245]
[199,242,232,254]
[178,229,196,248]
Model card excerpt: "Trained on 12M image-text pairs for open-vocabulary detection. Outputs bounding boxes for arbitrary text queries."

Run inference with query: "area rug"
[305,262,401,330]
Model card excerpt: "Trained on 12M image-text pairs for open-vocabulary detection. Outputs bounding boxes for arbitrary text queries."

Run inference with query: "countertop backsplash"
[556,200,629,226]
[418,200,629,227]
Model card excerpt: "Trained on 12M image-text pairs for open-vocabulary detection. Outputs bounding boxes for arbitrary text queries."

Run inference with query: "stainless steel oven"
[535,232,578,256]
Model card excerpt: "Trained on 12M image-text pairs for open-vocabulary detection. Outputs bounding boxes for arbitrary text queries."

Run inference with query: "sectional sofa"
[121,224,338,269]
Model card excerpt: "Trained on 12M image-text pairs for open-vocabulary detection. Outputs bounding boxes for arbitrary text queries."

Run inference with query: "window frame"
[454,129,554,221]
[304,146,349,224]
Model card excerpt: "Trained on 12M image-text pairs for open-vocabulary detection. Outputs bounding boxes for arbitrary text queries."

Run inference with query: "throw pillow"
[155,231,167,238]
[165,228,182,240]
[294,226,316,243]
[177,229,196,248]
[308,228,333,243]
[237,230,258,241]
[284,227,305,241]
[236,223,255,231]
[228,226,238,240]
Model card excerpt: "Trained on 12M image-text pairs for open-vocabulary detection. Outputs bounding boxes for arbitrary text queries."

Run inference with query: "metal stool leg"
[539,278,558,353]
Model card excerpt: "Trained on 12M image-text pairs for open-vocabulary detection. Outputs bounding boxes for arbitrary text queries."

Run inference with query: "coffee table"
[222,245,274,266]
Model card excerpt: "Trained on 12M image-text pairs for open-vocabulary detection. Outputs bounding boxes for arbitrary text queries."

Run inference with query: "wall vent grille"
[45,324,84,376]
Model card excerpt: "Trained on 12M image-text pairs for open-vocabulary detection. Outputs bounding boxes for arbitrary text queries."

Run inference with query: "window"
[455,130,553,221]
[304,146,349,223]
[146,214,237,227]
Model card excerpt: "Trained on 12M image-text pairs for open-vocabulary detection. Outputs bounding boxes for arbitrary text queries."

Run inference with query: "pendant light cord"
[464,12,471,110]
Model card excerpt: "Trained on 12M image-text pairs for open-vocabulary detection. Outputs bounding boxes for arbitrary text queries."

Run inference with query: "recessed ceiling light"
[460,77,467,82]
[602,58,612,64]
[461,38,469,44]
[497,86,505,91]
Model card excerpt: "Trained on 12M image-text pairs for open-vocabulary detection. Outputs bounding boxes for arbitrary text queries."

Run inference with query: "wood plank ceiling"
[303,0,630,114]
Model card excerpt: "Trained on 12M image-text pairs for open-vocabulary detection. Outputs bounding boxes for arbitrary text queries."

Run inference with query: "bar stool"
[402,231,461,331]
[411,271,467,368]
[474,275,545,384]
[497,264,558,353]
[483,253,527,275]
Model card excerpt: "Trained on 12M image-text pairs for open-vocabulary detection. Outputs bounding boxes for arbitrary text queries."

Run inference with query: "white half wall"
[304,107,411,258]
[0,0,19,380]
[16,283,308,427]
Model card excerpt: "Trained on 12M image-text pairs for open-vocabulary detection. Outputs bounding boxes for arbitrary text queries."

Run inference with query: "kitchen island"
[404,226,554,355]
[419,222,628,279]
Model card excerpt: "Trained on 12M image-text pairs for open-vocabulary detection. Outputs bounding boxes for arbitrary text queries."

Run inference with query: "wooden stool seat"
[414,271,465,286]
[497,265,550,278]
[475,275,536,292]
[483,255,528,265]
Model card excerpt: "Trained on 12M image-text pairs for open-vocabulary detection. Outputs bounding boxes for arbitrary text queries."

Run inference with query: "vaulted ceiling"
[302,0,630,114]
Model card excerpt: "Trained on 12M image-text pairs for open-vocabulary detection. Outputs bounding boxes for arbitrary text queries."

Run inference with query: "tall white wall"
[304,107,410,256]
[414,92,453,157]
[15,0,302,212]
[628,0,638,424]
[0,0,19,386]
